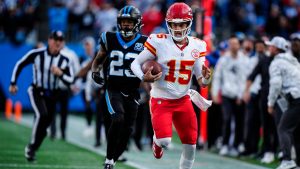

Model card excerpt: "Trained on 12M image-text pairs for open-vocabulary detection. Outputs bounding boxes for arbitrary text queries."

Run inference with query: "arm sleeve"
[193,39,207,79]
[268,61,282,106]
[99,32,108,51]
[130,49,156,80]
[59,60,75,85]
[143,34,159,57]
[237,57,250,99]
[248,57,262,81]
[10,50,36,85]
[193,57,205,80]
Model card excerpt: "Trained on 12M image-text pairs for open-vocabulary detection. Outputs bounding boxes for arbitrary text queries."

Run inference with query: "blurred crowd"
[1,0,300,45]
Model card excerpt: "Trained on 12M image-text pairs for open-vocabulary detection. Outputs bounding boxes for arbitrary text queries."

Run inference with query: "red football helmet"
[166,3,193,41]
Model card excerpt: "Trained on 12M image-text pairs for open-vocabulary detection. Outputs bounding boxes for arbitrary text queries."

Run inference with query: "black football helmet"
[117,5,142,38]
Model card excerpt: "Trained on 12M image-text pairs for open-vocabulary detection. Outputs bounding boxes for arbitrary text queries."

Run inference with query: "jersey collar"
[116,32,141,49]
[173,37,189,51]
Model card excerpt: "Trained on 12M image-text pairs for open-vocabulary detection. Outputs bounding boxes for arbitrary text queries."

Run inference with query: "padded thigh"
[150,98,174,139]
[172,97,198,144]
[150,96,198,144]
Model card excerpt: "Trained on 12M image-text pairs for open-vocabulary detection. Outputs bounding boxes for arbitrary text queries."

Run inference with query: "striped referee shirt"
[10,47,74,90]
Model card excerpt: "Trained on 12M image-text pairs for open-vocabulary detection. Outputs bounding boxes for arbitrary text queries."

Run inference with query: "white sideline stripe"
[0,163,99,169]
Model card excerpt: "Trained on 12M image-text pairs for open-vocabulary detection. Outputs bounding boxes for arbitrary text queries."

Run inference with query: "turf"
[0,118,135,169]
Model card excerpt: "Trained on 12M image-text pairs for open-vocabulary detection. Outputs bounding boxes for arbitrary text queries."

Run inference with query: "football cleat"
[103,163,114,169]
[25,145,36,162]
[152,141,163,159]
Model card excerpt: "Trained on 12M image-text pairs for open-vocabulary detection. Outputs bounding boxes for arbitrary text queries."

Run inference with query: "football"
[142,60,162,75]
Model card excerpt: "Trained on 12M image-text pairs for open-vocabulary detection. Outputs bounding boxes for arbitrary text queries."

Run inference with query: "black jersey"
[99,32,147,92]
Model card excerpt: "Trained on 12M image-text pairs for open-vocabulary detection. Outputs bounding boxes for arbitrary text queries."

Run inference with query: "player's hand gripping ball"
[142,60,162,75]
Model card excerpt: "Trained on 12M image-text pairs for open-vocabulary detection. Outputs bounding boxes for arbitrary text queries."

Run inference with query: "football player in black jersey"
[91,6,147,169]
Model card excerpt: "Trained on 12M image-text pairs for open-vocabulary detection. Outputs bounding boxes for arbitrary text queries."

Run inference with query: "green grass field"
[0,118,134,169]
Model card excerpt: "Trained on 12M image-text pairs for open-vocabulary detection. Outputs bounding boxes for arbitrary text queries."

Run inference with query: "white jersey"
[144,34,206,99]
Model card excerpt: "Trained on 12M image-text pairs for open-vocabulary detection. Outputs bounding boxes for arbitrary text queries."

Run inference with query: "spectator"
[212,36,248,157]
[141,4,164,36]
[94,2,118,34]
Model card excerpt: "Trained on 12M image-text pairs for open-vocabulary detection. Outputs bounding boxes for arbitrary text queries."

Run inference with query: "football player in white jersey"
[131,2,211,169]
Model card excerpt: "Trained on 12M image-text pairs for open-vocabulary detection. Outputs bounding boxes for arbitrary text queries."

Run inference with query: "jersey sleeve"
[193,57,205,79]
[144,34,159,57]
[98,32,108,51]
[198,39,207,56]
[10,49,37,85]
[193,39,207,79]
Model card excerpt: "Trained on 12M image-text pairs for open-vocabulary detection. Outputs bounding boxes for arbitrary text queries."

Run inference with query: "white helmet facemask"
[166,19,192,42]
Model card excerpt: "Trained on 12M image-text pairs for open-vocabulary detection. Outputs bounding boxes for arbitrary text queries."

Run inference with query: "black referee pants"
[27,86,57,151]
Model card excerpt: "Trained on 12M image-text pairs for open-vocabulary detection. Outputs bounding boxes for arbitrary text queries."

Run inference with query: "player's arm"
[243,58,262,103]
[53,59,75,85]
[130,49,162,82]
[268,61,283,114]
[90,32,108,85]
[193,58,211,87]
[91,45,107,85]
[9,50,36,95]
[76,60,93,78]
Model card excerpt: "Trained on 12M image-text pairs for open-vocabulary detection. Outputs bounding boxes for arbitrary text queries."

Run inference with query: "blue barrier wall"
[1,42,86,112]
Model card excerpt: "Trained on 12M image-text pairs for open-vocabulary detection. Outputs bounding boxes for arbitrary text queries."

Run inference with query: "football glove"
[92,72,104,85]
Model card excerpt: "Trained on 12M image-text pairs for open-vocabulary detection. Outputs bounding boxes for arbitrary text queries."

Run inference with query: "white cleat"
[261,152,275,164]
[219,145,229,156]
[276,160,297,169]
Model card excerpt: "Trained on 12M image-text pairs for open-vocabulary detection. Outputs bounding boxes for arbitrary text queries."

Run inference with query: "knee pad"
[154,136,171,148]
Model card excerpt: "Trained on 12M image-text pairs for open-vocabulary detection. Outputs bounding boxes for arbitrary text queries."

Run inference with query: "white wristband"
[202,78,210,85]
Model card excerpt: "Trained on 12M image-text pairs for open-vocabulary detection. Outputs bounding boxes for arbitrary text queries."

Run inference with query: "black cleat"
[25,146,36,162]
[103,163,114,169]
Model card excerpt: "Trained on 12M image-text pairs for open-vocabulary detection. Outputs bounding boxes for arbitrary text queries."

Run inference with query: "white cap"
[290,32,300,40]
[265,36,288,51]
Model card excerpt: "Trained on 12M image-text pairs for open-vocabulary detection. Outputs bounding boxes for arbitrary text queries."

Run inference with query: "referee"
[9,30,74,162]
